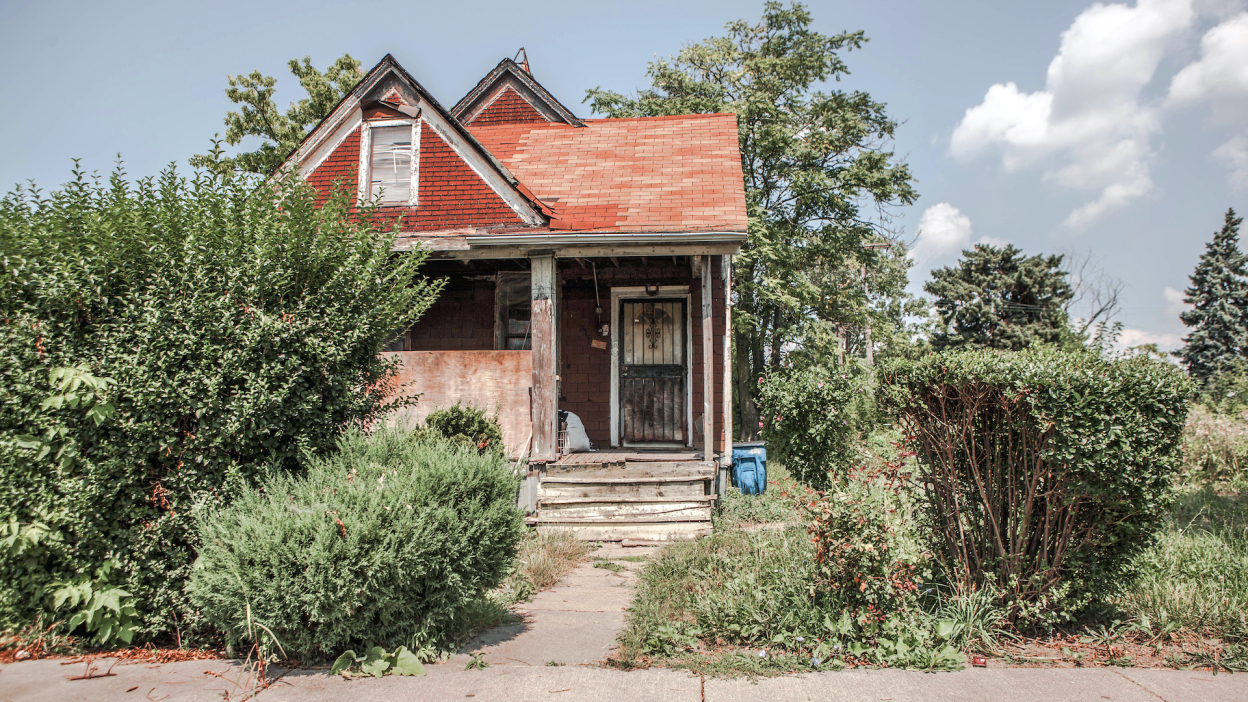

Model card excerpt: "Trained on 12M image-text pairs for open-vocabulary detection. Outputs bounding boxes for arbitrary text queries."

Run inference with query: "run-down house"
[282,54,746,540]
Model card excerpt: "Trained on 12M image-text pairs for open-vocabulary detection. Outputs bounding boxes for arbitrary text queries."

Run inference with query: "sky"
[2,0,1246,350]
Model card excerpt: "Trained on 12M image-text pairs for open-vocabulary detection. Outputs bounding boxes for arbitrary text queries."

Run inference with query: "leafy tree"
[924,243,1073,352]
[191,55,363,174]
[585,2,916,438]
[1175,209,1248,383]
[0,159,440,638]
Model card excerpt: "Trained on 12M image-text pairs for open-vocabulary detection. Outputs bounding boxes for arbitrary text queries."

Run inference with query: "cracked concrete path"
[454,541,653,668]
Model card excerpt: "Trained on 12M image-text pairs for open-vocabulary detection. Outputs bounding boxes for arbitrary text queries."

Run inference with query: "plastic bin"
[731,441,768,495]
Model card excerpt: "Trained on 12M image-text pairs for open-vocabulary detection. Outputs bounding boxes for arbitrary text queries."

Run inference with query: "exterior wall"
[468,87,549,126]
[408,281,495,351]
[304,120,527,231]
[383,350,532,457]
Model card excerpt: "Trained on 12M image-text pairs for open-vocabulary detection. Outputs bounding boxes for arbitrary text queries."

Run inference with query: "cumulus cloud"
[1213,135,1248,188]
[1115,328,1184,351]
[1164,285,1190,317]
[911,203,973,262]
[1167,12,1248,121]
[950,0,1194,228]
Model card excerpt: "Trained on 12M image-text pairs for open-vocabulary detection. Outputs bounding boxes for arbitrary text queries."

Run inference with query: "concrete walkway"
[2,544,1245,701]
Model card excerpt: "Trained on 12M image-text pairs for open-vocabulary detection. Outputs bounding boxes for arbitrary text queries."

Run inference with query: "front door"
[619,299,687,444]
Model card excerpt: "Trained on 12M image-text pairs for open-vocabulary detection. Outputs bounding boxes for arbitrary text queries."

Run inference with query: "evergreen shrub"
[879,348,1193,622]
[187,426,524,659]
[0,163,441,637]
[424,403,504,455]
[756,365,862,490]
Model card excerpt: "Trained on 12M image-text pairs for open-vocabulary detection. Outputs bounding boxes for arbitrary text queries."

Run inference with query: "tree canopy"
[1175,208,1248,383]
[191,55,363,174]
[924,243,1073,352]
[585,2,917,436]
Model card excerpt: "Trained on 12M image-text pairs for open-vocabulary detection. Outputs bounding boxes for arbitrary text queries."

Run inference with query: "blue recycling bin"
[732,441,768,495]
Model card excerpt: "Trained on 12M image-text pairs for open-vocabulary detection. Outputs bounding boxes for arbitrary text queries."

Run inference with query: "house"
[281,53,747,540]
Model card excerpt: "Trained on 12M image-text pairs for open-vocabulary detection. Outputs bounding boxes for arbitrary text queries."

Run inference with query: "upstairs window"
[361,121,418,205]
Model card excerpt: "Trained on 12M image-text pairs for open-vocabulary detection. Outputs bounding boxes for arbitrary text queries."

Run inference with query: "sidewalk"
[1,544,1243,701]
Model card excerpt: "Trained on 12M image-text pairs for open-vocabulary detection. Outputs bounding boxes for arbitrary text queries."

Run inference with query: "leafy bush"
[187,427,524,659]
[1182,405,1248,482]
[1198,359,1248,414]
[425,403,505,455]
[756,365,862,489]
[0,162,441,638]
[879,348,1193,623]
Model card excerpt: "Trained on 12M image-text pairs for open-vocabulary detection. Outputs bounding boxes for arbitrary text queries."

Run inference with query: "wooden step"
[538,497,713,521]
[539,475,709,499]
[536,520,711,542]
[545,461,715,479]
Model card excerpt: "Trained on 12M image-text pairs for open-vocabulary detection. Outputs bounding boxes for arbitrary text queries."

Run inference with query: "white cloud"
[1116,327,1184,350]
[1167,12,1248,121]
[1213,135,1248,188]
[950,0,1194,227]
[1164,285,1190,317]
[911,203,973,262]
[976,236,1010,248]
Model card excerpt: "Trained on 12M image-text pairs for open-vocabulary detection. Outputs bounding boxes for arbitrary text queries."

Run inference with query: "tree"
[924,243,1073,352]
[585,3,916,438]
[191,55,363,174]
[1175,208,1248,383]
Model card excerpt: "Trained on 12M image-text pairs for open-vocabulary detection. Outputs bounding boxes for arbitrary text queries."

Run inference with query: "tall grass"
[1182,406,1248,483]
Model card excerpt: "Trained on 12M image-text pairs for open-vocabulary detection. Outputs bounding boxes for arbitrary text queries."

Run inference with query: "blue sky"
[3,0,1245,349]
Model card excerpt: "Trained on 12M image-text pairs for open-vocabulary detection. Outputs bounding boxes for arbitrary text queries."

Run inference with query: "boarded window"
[370,125,413,203]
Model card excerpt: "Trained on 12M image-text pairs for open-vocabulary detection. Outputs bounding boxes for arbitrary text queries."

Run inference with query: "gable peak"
[452,55,585,128]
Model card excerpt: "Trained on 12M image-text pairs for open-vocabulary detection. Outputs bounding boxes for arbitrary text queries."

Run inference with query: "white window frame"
[357,119,420,206]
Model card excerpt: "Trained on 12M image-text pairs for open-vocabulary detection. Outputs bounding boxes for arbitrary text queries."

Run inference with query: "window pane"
[370,125,412,202]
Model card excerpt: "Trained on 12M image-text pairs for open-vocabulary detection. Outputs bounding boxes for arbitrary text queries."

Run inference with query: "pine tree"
[1176,208,1248,382]
[924,244,1073,351]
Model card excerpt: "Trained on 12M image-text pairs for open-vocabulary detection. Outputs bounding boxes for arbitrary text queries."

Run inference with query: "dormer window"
[359,120,419,206]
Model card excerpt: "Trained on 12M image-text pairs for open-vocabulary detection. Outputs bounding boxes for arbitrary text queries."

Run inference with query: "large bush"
[0,164,441,637]
[187,427,524,658]
[879,348,1192,622]
[756,365,864,489]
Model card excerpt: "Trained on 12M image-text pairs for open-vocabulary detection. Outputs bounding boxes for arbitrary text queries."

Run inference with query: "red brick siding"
[468,87,549,127]
[407,282,495,351]
[305,121,527,231]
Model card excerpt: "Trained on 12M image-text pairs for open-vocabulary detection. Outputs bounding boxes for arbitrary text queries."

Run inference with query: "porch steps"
[533,461,716,542]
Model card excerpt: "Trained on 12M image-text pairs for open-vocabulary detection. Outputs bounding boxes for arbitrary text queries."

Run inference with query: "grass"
[593,559,626,573]
[496,531,592,605]
[1114,485,1248,641]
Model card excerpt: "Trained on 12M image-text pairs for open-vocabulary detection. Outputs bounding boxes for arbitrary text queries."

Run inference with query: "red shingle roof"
[469,113,748,233]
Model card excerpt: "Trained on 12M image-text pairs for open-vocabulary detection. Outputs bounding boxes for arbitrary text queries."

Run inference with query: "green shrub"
[879,348,1193,623]
[756,365,862,490]
[187,426,524,659]
[0,163,441,638]
[425,404,504,455]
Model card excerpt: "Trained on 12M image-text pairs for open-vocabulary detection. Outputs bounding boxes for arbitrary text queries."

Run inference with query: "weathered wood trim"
[354,118,421,207]
[609,286,692,448]
[722,253,733,494]
[702,255,714,462]
[530,254,558,461]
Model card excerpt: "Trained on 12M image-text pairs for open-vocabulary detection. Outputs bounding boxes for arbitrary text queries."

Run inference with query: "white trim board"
[609,286,693,449]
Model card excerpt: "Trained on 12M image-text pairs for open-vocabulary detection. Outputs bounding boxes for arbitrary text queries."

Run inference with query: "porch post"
[530,253,558,462]
[702,255,714,463]
[721,254,733,495]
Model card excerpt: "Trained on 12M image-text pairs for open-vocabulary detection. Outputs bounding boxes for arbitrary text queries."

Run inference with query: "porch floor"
[551,449,705,465]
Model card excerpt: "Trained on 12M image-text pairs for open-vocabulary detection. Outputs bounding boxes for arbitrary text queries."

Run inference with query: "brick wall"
[305,119,527,231]
[408,280,495,351]
[468,87,549,126]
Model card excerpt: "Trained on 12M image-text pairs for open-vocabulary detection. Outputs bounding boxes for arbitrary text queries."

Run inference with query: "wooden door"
[620,299,686,443]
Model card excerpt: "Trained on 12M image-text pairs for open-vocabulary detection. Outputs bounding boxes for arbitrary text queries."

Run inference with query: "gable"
[453,58,584,128]
[283,54,547,229]
[305,117,529,231]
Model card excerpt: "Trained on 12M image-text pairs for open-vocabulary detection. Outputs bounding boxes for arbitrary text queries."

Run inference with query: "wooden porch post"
[721,254,733,495]
[702,255,714,463]
[531,253,558,462]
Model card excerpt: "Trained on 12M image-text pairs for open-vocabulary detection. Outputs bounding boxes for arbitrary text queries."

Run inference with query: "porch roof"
[467,113,749,234]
